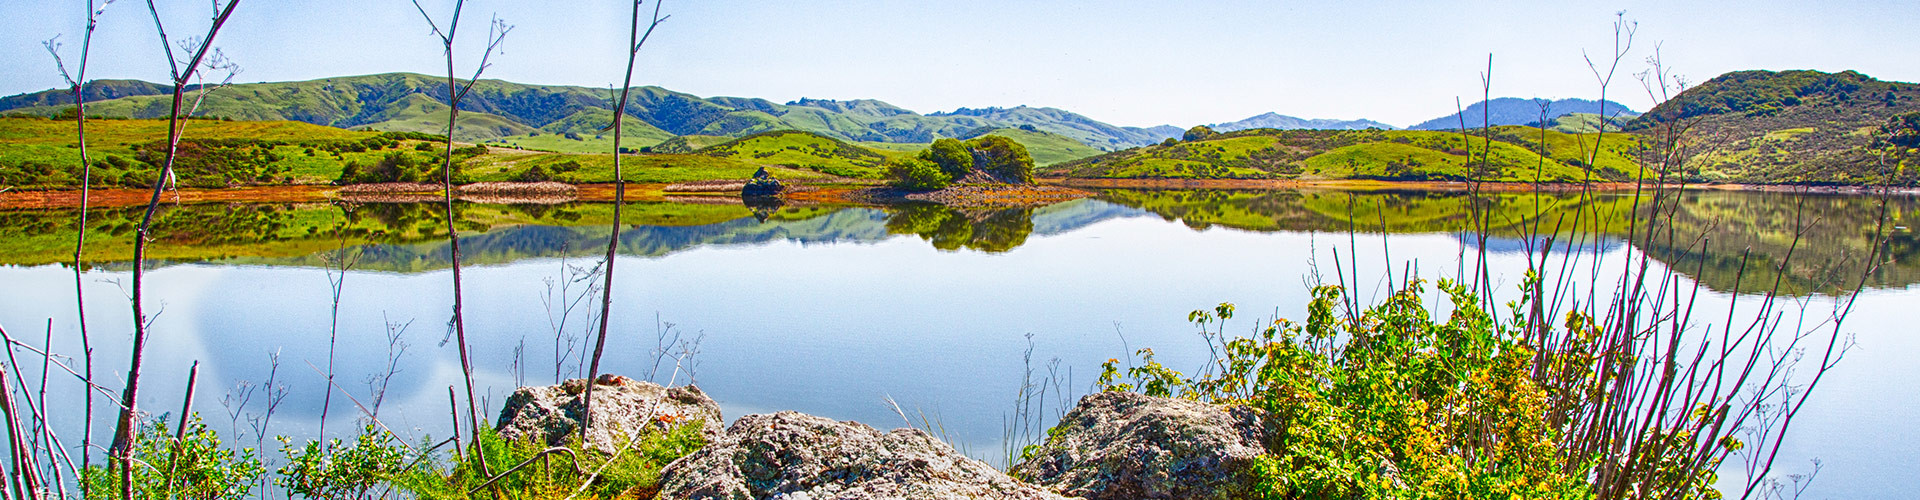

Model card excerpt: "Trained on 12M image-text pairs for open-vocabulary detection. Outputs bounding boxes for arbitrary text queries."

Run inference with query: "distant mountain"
[0,73,1157,150]
[930,105,1172,150]
[1211,113,1395,131]
[1408,98,1636,131]
[0,79,172,110]
[1631,69,1920,185]
[1139,125,1184,140]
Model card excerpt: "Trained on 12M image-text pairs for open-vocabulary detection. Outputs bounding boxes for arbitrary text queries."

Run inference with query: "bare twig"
[409,3,511,481]
[584,0,668,441]
[115,2,240,499]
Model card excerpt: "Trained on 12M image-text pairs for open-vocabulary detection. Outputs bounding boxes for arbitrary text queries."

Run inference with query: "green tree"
[965,135,1035,184]
[886,157,952,190]
[1183,125,1218,142]
[920,138,975,178]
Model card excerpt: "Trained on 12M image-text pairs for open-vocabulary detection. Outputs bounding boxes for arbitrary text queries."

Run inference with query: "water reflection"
[1,188,1913,295]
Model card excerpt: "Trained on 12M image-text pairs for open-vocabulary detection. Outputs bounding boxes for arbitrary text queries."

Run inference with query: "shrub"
[966,135,1034,184]
[515,164,553,182]
[886,157,951,191]
[1183,125,1218,142]
[921,138,974,178]
[79,415,265,500]
[277,426,422,500]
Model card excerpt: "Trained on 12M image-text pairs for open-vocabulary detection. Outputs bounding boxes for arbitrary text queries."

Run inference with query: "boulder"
[494,374,723,452]
[658,411,1076,500]
[1009,391,1268,500]
[742,166,784,197]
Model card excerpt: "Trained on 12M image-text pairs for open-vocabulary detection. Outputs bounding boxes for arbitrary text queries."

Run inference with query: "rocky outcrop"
[494,374,723,452]
[1009,391,1268,500]
[658,411,1076,500]
[742,166,784,197]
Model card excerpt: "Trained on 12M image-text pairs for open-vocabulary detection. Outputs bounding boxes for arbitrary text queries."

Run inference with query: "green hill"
[0,116,395,188]
[1045,127,1644,182]
[956,127,1103,166]
[688,130,890,178]
[2,73,1172,149]
[0,115,842,188]
[1629,69,1920,185]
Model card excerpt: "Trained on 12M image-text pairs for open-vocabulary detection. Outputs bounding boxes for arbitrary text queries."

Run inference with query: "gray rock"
[1009,391,1268,500]
[494,374,723,452]
[659,411,1076,500]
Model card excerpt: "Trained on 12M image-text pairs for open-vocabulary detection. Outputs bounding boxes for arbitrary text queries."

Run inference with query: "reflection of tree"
[1100,188,1920,295]
[883,204,1034,253]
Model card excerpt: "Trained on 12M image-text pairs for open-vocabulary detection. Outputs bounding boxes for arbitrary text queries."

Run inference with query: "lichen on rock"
[1010,391,1268,500]
[658,411,1076,500]
[494,374,723,452]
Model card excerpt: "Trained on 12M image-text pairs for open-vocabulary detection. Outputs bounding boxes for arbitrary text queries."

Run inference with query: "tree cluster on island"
[885,135,1035,190]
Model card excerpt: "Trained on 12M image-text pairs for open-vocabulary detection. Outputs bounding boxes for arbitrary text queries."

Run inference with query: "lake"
[0,187,1913,497]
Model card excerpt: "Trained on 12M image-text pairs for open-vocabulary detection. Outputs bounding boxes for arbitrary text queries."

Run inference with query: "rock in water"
[1010,392,1267,500]
[658,411,1076,500]
[494,376,723,452]
[742,166,784,197]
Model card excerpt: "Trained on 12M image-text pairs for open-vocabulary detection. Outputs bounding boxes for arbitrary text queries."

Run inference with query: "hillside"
[1,73,1160,149]
[1630,69,1920,185]
[688,130,890,178]
[955,127,1103,166]
[1043,126,1644,182]
[0,116,392,188]
[1409,98,1636,131]
[1212,113,1396,131]
[930,106,1178,150]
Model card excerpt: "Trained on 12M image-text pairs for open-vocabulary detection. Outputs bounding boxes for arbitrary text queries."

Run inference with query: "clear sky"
[5,0,1916,129]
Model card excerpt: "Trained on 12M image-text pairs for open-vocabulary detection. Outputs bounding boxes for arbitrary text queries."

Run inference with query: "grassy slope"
[5,73,1171,148]
[688,130,890,179]
[0,116,398,186]
[858,128,1105,166]
[1046,127,1643,182]
[648,135,737,154]
[0,117,875,187]
[961,128,1103,166]
[1633,69,1920,185]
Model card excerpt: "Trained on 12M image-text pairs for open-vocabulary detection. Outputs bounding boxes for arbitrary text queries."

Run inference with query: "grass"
[481,132,672,154]
[690,130,890,179]
[961,128,1105,166]
[1046,127,1646,182]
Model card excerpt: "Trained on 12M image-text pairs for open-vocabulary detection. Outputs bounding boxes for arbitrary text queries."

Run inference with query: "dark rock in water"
[742,166,784,197]
[658,411,1076,500]
[1010,391,1267,500]
[494,376,722,452]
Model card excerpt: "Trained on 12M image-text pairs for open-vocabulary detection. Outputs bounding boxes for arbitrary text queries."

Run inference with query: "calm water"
[0,188,1914,497]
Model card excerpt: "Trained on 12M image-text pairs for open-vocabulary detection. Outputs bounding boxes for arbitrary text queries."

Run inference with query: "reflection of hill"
[1096,188,1920,295]
[246,207,899,272]
[5,189,1910,295]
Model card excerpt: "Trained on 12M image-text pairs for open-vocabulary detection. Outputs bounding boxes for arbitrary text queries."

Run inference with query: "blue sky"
[5,0,1916,128]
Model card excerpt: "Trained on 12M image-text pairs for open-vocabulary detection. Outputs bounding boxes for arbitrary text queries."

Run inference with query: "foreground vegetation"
[74,415,705,499]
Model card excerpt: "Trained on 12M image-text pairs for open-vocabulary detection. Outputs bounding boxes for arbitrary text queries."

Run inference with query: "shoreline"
[1042,177,1920,194]
[5,178,1914,210]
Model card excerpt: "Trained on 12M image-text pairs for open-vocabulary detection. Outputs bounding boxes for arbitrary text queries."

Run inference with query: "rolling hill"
[1628,69,1920,185]
[0,73,1164,150]
[1211,113,1396,131]
[1043,126,1645,182]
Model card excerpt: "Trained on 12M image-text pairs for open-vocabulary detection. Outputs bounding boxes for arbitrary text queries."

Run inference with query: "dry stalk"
[408,3,510,481]
[114,2,240,499]
[583,0,668,441]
